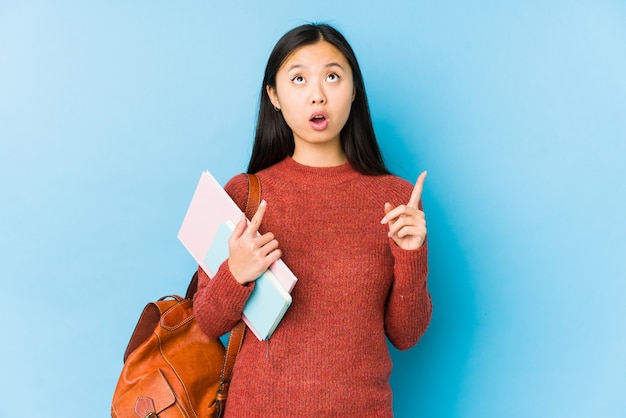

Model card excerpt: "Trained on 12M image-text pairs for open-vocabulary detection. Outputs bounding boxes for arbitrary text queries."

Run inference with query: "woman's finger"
[244,199,267,238]
[408,171,427,208]
[265,247,282,267]
[229,213,248,242]
[387,211,425,236]
[255,231,276,248]
[381,204,419,225]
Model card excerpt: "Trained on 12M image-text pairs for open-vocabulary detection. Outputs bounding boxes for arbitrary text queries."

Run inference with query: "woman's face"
[267,41,355,154]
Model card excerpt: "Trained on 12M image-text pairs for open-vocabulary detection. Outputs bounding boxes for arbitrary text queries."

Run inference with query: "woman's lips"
[309,112,329,130]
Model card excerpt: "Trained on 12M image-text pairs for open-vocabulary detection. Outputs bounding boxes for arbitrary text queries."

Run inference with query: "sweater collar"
[274,156,360,185]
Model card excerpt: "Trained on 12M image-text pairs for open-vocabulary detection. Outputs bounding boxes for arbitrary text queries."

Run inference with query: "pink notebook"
[177,171,298,340]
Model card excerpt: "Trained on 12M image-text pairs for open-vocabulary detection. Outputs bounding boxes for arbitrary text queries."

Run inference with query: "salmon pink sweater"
[193,157,432,417]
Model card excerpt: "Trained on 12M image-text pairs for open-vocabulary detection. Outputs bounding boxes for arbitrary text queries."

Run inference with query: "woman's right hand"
[228,200,282,285]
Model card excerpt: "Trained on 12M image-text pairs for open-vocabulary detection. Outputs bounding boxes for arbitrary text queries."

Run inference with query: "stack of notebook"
[177,171,297,341]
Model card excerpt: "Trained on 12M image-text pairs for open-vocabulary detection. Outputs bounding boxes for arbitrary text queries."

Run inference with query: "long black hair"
[247,23,390,175]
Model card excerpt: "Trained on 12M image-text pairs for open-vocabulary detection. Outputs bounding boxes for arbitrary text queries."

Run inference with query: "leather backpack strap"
[215,173,261,415]
[215,321,245,415]
[224,173,261,360]
[245,172,261,216]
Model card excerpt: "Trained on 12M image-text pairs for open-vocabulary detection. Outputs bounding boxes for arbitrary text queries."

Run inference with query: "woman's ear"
[266,85,280,111]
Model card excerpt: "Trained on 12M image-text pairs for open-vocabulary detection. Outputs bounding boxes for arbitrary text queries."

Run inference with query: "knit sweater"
[193,157,432,417]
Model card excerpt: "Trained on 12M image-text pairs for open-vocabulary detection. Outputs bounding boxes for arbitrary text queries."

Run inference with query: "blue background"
[1,1,625,417]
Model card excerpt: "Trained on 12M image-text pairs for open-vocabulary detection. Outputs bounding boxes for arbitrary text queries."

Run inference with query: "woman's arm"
[193,263,254,338]
[381,172,432,349]
[384,241,432,350]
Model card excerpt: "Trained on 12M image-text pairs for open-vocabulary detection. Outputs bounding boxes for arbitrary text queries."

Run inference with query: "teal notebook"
[205,220,292,341]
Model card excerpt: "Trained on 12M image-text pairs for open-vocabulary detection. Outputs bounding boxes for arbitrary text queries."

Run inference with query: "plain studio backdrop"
[1,1,625,417]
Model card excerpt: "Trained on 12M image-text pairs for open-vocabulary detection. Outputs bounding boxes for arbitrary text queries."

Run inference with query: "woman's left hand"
[380,171,427,250]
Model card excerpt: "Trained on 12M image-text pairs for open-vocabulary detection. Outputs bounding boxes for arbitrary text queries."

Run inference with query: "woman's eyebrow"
[326,62,345,70]
[286,64,305,72]
[286,62,346,72]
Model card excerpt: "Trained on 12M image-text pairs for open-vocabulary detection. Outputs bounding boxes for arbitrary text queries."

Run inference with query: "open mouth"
[309,112,329,130]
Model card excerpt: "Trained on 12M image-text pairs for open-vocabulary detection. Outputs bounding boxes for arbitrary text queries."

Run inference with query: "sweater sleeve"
[385,241,432,350]
[192,173,254,338]
[384,200,432,350]
[193,263,254,338]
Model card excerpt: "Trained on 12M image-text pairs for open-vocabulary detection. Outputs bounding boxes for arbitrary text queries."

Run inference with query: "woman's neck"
[291,141,347,167]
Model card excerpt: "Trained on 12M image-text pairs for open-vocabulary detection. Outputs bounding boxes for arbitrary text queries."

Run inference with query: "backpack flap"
[123,296,183,363]
[111,369,176,417]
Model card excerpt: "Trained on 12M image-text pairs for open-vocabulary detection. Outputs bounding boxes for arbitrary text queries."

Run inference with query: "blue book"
[205,220,292,340]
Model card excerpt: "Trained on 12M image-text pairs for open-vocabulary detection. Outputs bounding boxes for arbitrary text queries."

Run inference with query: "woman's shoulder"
[369,172,414,192]
[378,172,413,188]
[223,159,286,203]
[355,173,416,205]
[224,173,250,210]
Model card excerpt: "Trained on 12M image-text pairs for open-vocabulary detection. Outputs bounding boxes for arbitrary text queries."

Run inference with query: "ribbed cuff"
[389,238,429,288]
[210,260,255,316]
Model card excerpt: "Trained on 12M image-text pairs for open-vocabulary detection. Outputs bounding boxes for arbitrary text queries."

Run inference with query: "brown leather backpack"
[111,174,260,418]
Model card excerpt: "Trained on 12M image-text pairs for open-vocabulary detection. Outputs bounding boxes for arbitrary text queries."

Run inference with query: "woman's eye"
[292,75,305,84]
[327,73,340,82]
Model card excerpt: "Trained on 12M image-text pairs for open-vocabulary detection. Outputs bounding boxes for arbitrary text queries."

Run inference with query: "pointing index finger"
[245,199,267,237]
[408,171,427,208]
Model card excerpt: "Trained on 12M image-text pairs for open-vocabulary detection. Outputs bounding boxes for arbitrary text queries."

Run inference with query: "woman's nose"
[310,82,326,104]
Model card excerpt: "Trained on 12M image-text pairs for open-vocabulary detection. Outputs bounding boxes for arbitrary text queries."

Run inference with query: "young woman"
[194,23,432,417]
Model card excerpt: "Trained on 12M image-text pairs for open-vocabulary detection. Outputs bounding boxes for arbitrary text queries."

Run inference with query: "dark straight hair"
[247,23,390,175]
